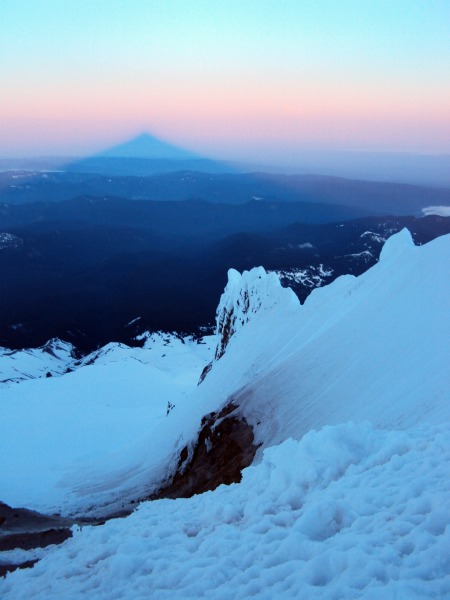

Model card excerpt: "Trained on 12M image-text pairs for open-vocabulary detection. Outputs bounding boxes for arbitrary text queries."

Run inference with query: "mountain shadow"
[64,133,237,176]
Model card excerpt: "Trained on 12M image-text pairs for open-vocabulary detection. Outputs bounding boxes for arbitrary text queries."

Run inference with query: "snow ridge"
[0,339,76,387]
[195,229,450,449]
[214,267,297,359]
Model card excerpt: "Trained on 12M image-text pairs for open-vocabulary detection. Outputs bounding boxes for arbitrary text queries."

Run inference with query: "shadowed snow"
[1,230,449,598]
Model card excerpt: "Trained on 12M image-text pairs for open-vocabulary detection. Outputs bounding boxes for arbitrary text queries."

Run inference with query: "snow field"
[0,335,216,515]
[1,421,449,599]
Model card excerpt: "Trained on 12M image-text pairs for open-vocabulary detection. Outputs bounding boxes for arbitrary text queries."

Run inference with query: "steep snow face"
[214,267,297,359]
[195,229,450,449]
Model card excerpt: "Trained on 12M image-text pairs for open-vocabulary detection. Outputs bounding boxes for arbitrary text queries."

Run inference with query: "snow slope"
[196,229,450,448]
[0,334,216,516]
[1,229,449,598]
[2,422,449,599]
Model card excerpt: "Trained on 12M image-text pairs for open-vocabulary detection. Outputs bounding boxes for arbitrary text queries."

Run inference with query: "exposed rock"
[0,502,73,552]
[198,361,212,384]
[202,267,297,380]
[0,528,72,552]
[0,559,38,578]
[0,501,73,575]
[151,402,260,499]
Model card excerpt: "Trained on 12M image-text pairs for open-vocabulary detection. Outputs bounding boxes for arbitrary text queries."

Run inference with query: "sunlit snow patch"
[422,205,450,217]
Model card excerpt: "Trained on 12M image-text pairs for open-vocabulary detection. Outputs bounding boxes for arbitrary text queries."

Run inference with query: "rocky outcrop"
[151,403,260,500]
[0,502,73,576]
[199,267,297,384]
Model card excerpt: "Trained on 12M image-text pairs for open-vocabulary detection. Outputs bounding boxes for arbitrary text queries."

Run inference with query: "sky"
[1,0,450,163]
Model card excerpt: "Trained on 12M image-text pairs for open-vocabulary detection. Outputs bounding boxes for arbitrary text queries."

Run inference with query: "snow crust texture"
[2,421,449,599]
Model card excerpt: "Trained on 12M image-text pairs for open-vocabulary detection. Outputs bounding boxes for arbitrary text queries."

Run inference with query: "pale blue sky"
[1,0,449,159]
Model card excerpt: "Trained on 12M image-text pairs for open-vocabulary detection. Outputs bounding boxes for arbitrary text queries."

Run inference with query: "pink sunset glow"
[1,0,449,162]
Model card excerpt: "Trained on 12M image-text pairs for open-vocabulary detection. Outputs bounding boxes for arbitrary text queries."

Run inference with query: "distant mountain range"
[0,197,448,350]
[2,170,450,215]
[2,133,450,185]
[1,132,449,351]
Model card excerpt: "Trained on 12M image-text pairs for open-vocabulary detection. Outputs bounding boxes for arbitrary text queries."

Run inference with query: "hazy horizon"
[1,0,449,168]
[2,131,450,186]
